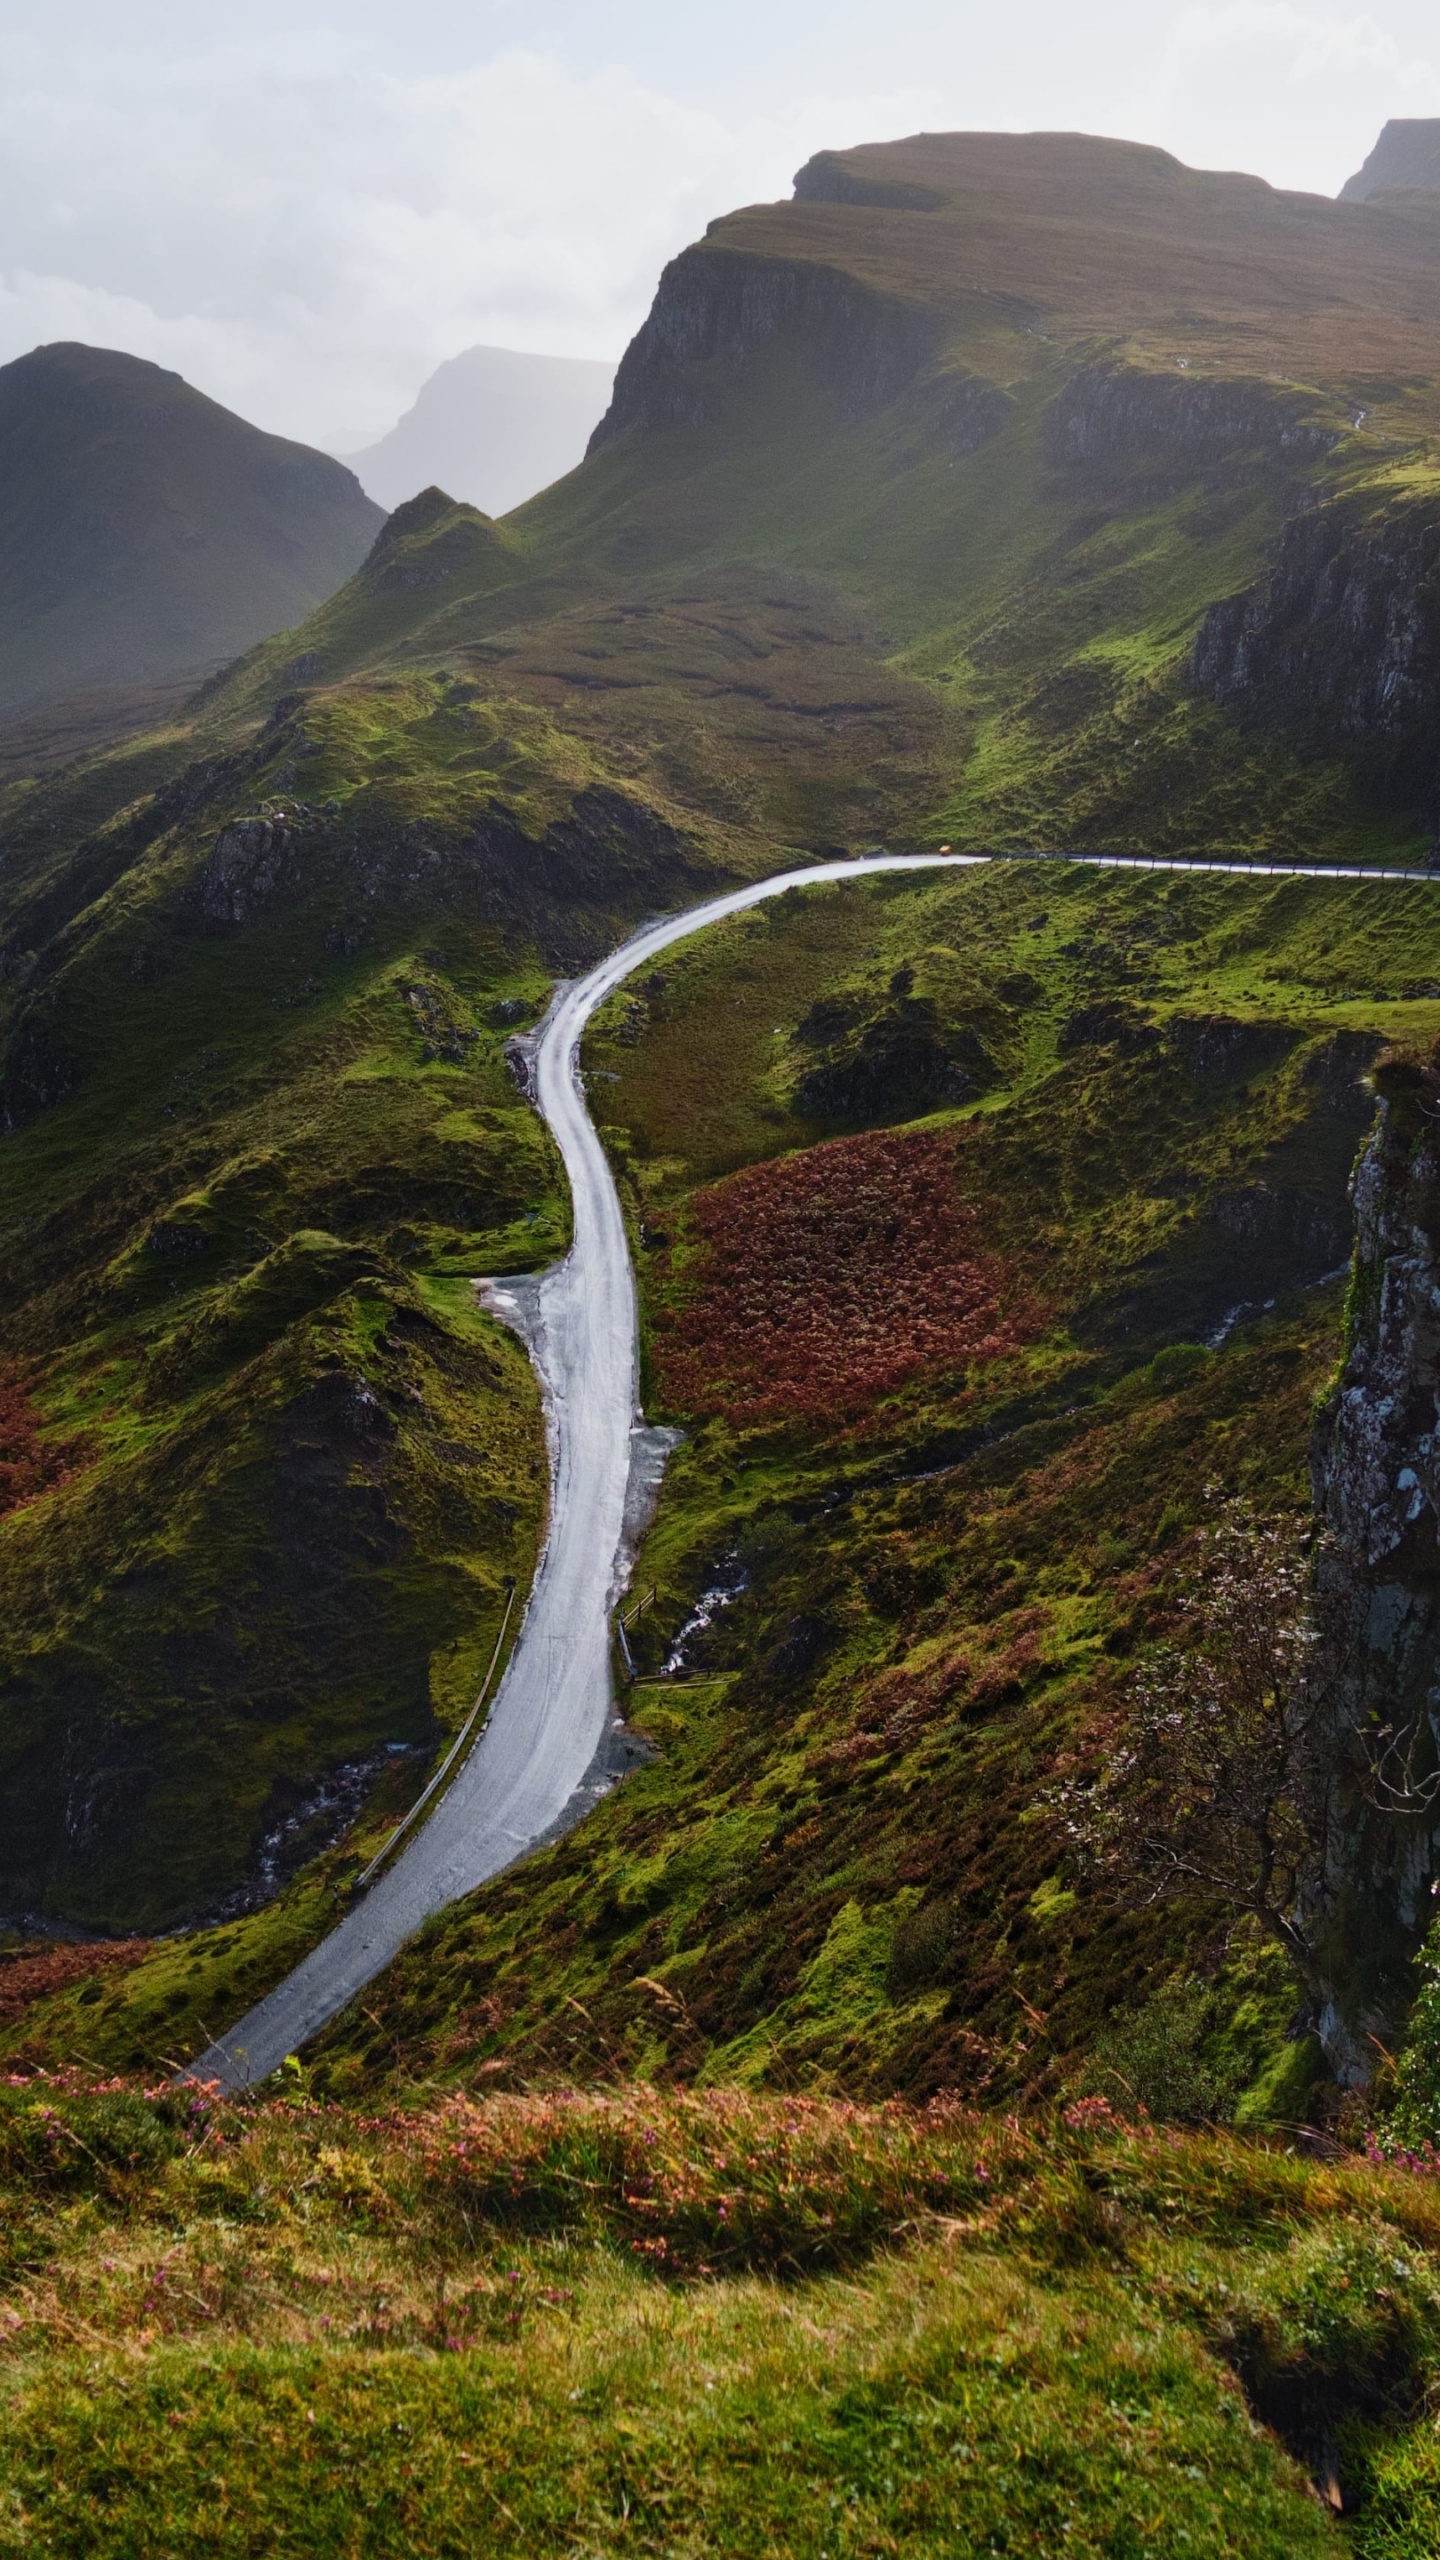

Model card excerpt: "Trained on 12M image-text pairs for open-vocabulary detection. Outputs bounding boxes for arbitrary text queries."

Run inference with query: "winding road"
[189,848,1431,2086]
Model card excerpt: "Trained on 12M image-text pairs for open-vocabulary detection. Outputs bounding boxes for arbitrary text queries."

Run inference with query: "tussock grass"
[1,2080,1438,2551]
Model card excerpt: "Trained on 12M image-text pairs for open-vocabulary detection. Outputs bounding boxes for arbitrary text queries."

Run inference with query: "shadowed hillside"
[0,343,384,720]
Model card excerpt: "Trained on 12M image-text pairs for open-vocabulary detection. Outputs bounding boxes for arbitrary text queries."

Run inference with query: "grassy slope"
[5,131,1440,1962]
[0,679,589,1936]
[5,2080,1440,2556]
[9,137,1440,2560]
[0,344,383,718]
[27,858,1409,2091]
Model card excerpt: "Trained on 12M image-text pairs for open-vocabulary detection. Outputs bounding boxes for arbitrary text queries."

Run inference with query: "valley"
[6,118,1440,2552]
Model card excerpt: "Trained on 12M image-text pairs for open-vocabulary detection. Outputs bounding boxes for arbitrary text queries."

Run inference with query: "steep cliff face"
[1309,1046,1440,2075]
[1341,117,1440,203]
[1043,363,1339,471]
[790,149,948,212]
[587,245,940,449]
[1192,493,1440,822]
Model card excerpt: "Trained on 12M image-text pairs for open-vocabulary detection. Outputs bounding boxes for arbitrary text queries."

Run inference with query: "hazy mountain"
[345,344,616,516]
[1340,117,1440,202]
[0,342,384,722]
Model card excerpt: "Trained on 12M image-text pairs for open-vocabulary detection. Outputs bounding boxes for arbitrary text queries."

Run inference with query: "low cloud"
[0,35,941,444]
[1125,5,1440,195]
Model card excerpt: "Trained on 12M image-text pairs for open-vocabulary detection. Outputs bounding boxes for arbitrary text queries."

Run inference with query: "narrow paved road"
[188,848,1430,2085]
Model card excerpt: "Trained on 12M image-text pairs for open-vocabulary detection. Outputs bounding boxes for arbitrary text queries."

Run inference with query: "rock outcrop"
[1043,362,1338,471]
[0,780,706,1128]
[587,245,939,449]
[791,149,948,213]
[1341,119,1440,204]
[1193,492,1440,822]
[1309,1044,1440,2076]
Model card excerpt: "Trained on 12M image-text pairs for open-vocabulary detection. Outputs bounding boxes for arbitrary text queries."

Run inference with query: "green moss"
[301,863,1433,2105]
[6,2088,1435,2557]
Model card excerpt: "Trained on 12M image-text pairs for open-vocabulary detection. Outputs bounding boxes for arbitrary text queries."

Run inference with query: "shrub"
[0,2082,190,2195]
[654,1124,1046,1424]
[1078,1981,1250,2124]
[1385,1905,1440,2157]
[412,2085,1019,2273]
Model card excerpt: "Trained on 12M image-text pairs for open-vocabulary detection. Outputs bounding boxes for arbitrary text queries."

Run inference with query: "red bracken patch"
[655,1125,1047,1425]
[0,1367,91,1521]
[0,1939,151,2026]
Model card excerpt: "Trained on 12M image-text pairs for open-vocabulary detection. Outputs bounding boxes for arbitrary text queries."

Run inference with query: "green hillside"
[171,133,1440,861]
[7,128,1440,1946]
[5,2078,1440,2558]
[0,343,384,721]
[8,123,1440,2556]
[7,853,1434,2082]
[280,862,1440,2106]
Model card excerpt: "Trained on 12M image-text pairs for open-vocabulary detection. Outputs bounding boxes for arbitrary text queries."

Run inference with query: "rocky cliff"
[1043,362,1339,471]
[1341,118,1440,203]
[587,245,939,448]
[1309,1044,1440,2076]
[790,149,948,213]
[1192,491,1440,826]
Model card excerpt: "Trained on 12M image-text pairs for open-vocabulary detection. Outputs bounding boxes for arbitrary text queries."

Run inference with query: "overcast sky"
[3,1,1438,448]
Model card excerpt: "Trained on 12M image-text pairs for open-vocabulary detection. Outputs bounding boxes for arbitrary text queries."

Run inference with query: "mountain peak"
[346,344,616,517]
[0,340,383,721]
[1340,117,1440,202]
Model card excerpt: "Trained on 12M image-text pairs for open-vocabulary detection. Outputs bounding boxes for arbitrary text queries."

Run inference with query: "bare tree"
[1054,1497,1327,1986]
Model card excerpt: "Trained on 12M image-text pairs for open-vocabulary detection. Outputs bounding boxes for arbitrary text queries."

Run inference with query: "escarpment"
[1309,1043,1440,2075]
[1042,363,1339,472]
[586,244,940,448]
[1193,492,1440,822]
[790,148,949,213]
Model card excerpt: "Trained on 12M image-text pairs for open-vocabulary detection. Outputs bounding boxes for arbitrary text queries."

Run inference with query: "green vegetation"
[13,857,1437,2069]
[2,2077,1440,2553]
[0,343,381,721]
[0,766,572,1930]
[6,139,1440,1945]
[9,128,1440,2556]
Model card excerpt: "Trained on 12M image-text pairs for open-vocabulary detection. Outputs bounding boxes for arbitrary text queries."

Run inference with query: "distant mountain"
[0,342,385,721]
[1340,117,1440,202]
[346,345,616,517]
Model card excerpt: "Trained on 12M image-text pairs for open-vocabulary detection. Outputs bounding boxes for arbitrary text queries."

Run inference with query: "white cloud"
[5,8,1435,447]
[0,35,943,444]
[1123,5,1440,195]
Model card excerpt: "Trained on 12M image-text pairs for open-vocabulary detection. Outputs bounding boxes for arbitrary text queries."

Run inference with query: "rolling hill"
[0,342,385,722]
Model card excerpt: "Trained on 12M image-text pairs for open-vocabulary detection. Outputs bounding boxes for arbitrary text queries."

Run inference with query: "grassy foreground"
[1,2076,1438,2555]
